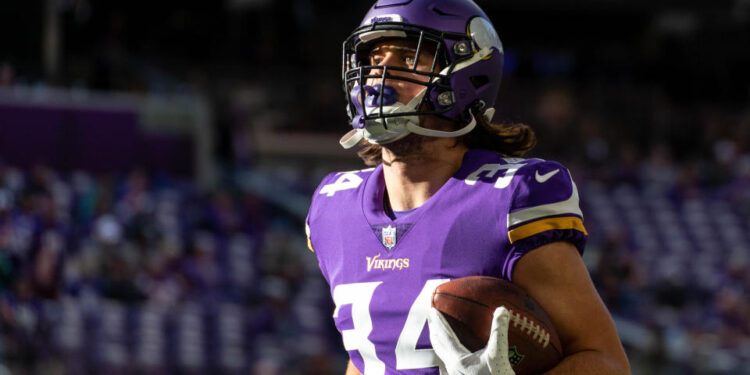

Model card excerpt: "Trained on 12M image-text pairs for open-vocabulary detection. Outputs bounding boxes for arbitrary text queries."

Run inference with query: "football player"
[305,0,630,374]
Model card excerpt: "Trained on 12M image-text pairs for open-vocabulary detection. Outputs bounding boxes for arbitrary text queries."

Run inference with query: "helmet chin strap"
[406,111,477,137]
[339,107,495,149]
[339,47,496,149]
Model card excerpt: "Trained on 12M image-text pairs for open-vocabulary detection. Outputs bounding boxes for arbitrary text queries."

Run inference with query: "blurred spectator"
[0,62,14,87]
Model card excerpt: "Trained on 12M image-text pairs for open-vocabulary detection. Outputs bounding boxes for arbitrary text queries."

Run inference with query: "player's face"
[362,38,459,158]
[365,39,440,106]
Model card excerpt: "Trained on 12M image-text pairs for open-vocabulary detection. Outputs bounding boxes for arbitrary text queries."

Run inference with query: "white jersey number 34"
[333,279,450,374]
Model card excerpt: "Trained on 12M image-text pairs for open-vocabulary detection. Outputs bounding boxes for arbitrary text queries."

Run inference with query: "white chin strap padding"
[483,107,495,122]
[340,129,364,149]
[406,107,495,139]
[406,111,477,138]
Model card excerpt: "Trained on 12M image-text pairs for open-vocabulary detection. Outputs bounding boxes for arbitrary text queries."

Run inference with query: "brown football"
[432,276,563,375]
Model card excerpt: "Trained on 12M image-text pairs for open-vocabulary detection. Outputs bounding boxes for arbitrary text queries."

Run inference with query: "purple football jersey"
[306,149,587,374]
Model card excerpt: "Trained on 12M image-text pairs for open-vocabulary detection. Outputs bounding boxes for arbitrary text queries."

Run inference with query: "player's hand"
[428,306,516,375]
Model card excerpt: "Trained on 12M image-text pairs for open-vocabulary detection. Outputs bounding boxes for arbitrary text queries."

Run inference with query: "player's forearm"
[543,349,630,375]
[345,360,362,375]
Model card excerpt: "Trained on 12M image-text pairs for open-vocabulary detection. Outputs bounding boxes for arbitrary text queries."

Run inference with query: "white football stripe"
[507,181,583,228]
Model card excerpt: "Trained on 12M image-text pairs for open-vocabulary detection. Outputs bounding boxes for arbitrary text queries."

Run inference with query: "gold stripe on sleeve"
[507,216,587,244]
[306,237,315,253]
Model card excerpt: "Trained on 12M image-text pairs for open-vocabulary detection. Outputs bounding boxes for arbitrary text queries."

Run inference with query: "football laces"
[507,308,551,348]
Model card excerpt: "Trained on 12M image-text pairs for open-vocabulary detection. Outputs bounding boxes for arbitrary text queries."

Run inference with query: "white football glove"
[428,306,516,375]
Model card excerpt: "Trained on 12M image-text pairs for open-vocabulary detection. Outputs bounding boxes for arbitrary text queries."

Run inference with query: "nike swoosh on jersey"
[535,169,560,183]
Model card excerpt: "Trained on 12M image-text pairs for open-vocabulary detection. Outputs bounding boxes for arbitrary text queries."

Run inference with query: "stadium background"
[0,0,749,374]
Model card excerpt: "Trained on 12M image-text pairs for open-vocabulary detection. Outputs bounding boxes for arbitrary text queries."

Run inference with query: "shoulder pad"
[507,160,586,243]
[510,160,577,214]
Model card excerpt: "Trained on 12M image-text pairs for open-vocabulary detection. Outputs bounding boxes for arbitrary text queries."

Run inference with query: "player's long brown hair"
[356,113,537,166]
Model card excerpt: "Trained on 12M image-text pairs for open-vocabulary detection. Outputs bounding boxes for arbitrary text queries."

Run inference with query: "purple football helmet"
[340,0,504,149]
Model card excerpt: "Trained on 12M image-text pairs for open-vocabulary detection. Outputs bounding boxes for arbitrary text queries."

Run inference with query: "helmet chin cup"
[360,104,418,145]
[339,105,418,149]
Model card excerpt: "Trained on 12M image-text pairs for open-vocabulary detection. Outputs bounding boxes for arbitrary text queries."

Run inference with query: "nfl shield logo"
[508,345,525,366]
[382,225,397,249]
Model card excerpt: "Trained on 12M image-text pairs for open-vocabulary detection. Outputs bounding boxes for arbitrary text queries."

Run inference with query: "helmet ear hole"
[470,75,489,89]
